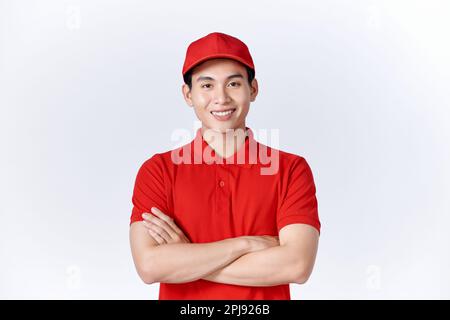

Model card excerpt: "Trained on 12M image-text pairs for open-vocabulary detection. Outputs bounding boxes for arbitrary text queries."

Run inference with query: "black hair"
[183,63,255,91]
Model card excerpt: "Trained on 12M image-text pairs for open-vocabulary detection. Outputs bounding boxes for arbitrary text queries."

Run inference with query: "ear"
[249,78,258,102]
[181,84,194,108]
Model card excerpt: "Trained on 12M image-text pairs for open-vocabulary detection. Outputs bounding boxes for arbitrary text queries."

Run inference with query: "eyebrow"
[196,73,244,82]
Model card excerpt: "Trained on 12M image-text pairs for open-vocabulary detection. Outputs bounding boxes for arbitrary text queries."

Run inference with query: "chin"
[203,123,237,134]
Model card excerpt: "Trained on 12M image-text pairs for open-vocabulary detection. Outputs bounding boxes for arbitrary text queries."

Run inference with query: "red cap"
[182,32,255,77]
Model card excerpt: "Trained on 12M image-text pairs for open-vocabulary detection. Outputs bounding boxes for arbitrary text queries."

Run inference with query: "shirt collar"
[191,126,257,168]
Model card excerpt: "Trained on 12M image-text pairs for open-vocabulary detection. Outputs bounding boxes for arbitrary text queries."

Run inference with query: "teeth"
[212,109,234,116]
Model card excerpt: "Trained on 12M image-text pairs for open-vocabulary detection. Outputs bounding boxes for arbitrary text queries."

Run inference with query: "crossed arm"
[129,208,319,287]
[201,224,319,286]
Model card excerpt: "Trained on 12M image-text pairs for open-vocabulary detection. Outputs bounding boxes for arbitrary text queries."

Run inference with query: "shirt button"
[219,180,225,187]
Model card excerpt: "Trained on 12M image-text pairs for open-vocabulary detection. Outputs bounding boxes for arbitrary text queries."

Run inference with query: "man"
[129,32,321,299]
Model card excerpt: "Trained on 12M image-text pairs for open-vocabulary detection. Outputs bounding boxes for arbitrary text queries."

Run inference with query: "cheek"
[234,93,251,108]
[194,92,211,106]
[232,90,251,104]
[237,105,250,119]
[193,105,211,121]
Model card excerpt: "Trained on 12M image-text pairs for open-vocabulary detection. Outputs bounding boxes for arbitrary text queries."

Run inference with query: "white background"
[1,0,449,299]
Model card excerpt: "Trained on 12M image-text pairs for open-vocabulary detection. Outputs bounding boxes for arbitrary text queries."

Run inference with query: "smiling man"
[129,32,321,300]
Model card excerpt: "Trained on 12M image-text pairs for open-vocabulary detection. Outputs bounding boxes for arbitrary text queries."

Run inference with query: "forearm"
[202,245,300,286]
[144,237,250,284]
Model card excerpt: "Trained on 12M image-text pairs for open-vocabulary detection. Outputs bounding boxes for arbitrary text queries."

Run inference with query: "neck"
[201,124,248,159]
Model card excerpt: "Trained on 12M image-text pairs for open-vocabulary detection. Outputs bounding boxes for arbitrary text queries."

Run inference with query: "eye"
[228,82,241,87]
[201,83,212,89]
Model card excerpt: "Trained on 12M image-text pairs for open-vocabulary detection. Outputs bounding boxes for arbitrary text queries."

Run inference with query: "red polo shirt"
[130,127,321,300]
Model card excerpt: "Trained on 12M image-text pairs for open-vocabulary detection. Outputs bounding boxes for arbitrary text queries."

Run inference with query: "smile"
[210,108,236,121]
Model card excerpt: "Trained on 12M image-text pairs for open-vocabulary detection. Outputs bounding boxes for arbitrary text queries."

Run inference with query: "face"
[182,58,258,134]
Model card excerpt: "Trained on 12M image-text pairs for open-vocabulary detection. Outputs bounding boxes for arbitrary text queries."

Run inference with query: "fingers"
[147,227,166,245]
[142,208,187,243]
[142,213,175,239]
[143,220,172,242]
[150,207,185,235]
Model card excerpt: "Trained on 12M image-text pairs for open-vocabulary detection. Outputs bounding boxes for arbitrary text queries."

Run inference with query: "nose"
[213,86,231,105]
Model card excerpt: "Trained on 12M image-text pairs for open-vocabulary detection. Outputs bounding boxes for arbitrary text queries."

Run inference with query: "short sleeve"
[277,156,321,235]
[130,154,169,226]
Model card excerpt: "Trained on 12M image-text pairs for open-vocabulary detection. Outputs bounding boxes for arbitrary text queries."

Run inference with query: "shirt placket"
[215,163,233,234]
